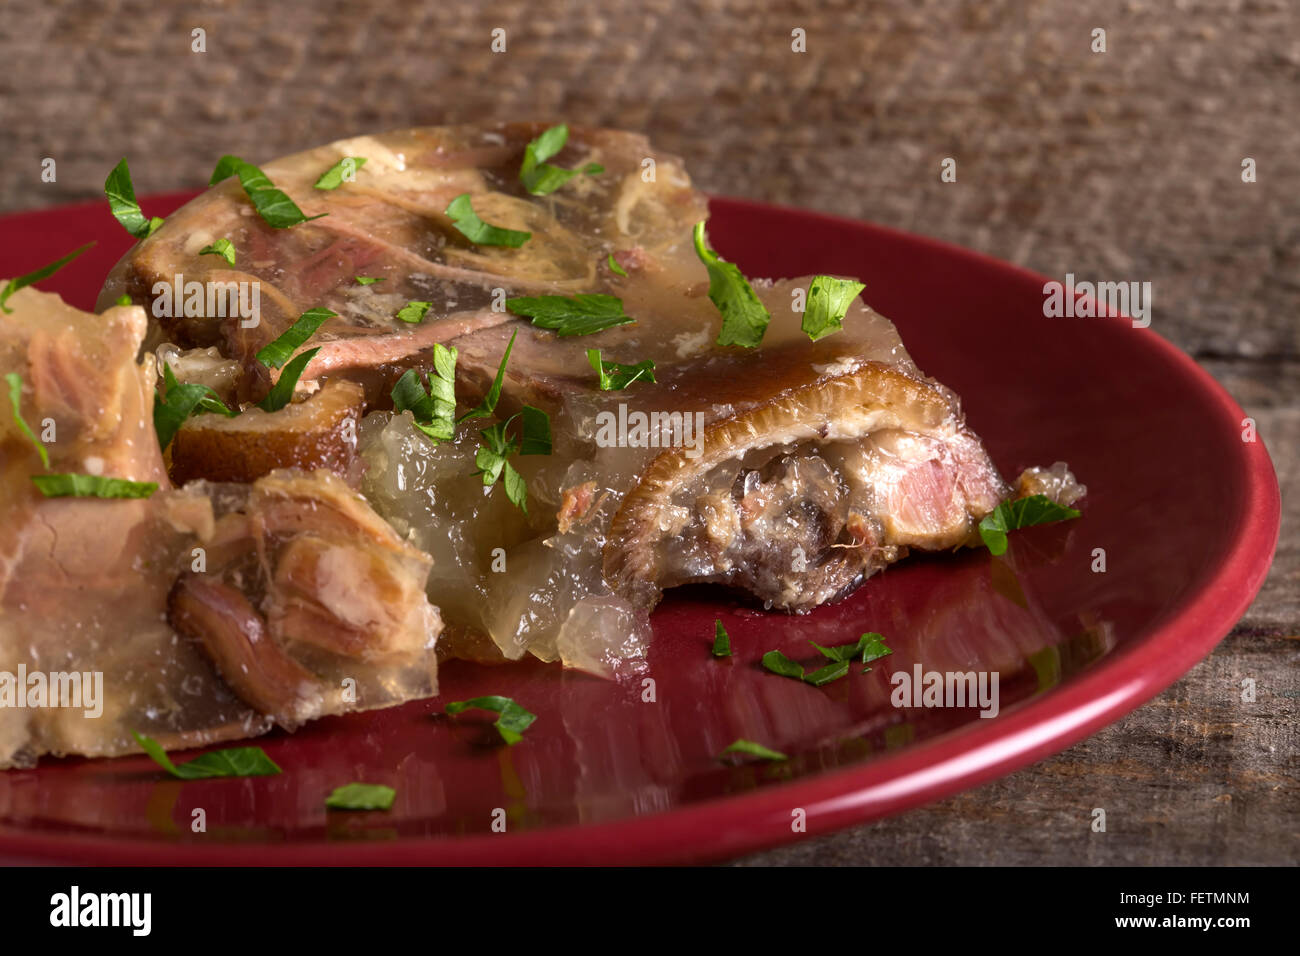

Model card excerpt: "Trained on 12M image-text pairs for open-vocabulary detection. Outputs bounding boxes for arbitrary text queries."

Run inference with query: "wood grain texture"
[0,0,1293,865]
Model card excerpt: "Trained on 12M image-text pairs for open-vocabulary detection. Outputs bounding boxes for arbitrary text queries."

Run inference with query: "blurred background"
[0,0,1295,863]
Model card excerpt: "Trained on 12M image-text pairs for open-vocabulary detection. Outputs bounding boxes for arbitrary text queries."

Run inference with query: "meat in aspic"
[0,287,440,768]
[94,122,1082,681]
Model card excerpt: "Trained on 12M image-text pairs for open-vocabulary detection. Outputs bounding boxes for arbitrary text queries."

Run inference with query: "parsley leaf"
[978,495,1082,556]
[473,405,551,514]
[607,253,628,277]
[354,276,385,285]
[257,347,320,413]
[712,620,731,657]
[803,275,864,341]
[154,364,236,451]
[475,420,514,486]
[0,244,93,314]
[458,330,516,422]
[764,634,890,684]
[804,660,851,686]
[502,462,528,512]
[692,221,770,348]
[809,631,892,669]
[445,696,537,745]
[31,474,157,499]
[518,404,553,456]
[587,348,656,390]
[255,307,335,369]
[506,294,635,337]
[5,373,49,469]
[761,650,805,680]
[197,238,236,266]
[719,739,787,762]
[114,294,132,306]
[313,156,367,190]
[391,343,457,443]
[209,154,326,229]
[519,124,602,195]
[133,732,281,779]
[104,158,163,240]
[445,193,531,247]
[395,300,431,324]
[856,632,893,666]
[325,783,395,811]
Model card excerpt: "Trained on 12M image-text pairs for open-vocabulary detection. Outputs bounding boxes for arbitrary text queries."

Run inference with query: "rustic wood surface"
[0,0,1294,865]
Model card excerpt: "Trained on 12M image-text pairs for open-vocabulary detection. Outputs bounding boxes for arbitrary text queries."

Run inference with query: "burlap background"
[0,0,1295,864]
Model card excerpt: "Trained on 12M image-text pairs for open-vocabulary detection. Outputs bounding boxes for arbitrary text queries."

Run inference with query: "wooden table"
[1,0,1294,865]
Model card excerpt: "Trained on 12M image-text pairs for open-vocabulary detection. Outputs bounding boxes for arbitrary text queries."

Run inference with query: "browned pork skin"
[605,363,1006,611]
[168,379,365,485]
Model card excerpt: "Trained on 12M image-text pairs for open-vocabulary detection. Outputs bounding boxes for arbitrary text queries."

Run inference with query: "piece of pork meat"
[98,124,706,406]
[0,287,440,768]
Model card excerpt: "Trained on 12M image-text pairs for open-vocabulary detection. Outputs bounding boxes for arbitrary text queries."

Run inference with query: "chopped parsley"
[506,293,635,337]
[154,364,236,451]
[712,620,731,657]
[31,474,158,499]
[210,154,326,229]
[445,695,537,745]
[391,343,458,443]
[257,347,319,413]
[325,783,395,811]
[810,632,892,672]
[255,307,335,369]
[719,739,787,762]
[763,633,892,684]
[457,330,516,423]
[354,276,385,285]
[445,193,531,248]
[802,275,864,341]
[5,373,49,468]
[197,238,236,266]
[133,732,280,779]
[474,405,551,514]
[516,404,553,456]
[0,243,93,314]
[313,156,367,190]
[519,124,603,195]
[392,336,552,510]
[804,660,851,686]
[692,221,770,348]
[761,650,806,680]
[395,300,431,324]
[104,158,163,239]
[978,495,1082,556]
[114,294,132,306]
[586,348,656,390]
[607,253,628,277]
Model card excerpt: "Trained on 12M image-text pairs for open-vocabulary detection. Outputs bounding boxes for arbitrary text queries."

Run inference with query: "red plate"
[0,194,1279,865]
